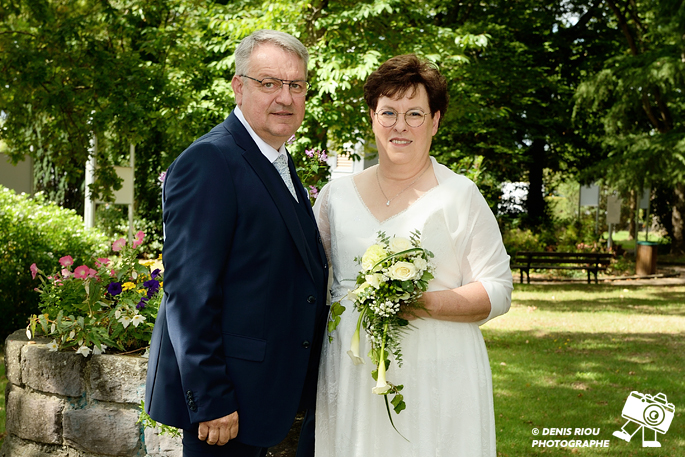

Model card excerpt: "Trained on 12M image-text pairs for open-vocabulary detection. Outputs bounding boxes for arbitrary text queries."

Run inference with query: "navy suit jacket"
[144,111,329,447]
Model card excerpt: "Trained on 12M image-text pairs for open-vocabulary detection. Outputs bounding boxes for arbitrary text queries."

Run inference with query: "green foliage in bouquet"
[27,232,162,356]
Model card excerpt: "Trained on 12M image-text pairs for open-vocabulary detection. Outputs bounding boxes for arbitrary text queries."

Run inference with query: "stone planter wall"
[2,330,182,457]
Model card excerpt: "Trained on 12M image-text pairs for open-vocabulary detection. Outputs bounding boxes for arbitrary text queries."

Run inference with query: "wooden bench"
[511,251,614,284]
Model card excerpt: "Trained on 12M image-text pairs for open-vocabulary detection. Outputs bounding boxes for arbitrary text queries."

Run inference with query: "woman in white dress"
[313,55,513,457]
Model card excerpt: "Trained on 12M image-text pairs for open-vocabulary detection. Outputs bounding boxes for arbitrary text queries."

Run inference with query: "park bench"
[511,251,614,284]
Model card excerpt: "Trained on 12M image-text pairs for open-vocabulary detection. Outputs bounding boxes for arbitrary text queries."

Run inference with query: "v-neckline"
[351,175,439,224]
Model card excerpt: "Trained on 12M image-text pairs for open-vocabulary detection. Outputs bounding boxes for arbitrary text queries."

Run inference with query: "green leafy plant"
[27,232,162,355]
[137,401,181,438]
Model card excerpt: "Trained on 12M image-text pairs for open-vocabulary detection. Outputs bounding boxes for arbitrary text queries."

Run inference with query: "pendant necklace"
[376,164,430,206]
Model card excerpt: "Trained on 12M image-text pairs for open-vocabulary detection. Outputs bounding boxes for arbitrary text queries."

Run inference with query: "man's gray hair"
[234,30,309,78]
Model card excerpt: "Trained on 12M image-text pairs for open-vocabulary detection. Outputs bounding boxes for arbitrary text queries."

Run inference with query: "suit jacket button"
[302,341,310,349]
[188,400,197,411]
[186,391,193,399]
[307,295,316,304]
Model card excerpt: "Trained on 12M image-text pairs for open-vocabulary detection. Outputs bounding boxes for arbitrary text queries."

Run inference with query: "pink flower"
[59,256,74,267]
[95,258,110,268]
[30,263,38,279]
[305,149,314,158]
[132,231,145,248]
[309,186,319,199]
[61,268,72,278]
[88,268,98,278]
[112,238,126,252]
[74,265,90,279]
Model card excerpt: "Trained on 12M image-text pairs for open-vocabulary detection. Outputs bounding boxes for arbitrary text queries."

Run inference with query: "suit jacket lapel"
[224,113,315,282]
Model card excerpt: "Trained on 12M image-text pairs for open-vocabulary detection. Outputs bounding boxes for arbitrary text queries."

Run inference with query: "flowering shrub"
[288,135,330,204]
[0,186,109,341]
[27,231,162,356]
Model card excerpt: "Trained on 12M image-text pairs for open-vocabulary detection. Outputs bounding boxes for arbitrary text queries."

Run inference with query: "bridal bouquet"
[330,230,434,435]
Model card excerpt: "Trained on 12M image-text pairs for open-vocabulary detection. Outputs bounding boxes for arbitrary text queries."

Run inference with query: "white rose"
[361,244,388,271]
[413,257,428,271]
[365,273,383,289]
[388,236,412,253]
[387,261,418,281]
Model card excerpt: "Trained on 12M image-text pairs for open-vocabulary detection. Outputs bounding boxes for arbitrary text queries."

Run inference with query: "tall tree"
[574,0,685,251]
[0,0,217,214]
[429,0,623,226]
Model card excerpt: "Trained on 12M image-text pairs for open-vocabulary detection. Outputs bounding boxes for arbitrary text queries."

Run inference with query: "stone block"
[63,407,140,456]
[89,354,148,404]
[0,434,67,457]
[5,386,64,445]
[22,344,85,397]
[143,426,183,457]
[4,329,29,386]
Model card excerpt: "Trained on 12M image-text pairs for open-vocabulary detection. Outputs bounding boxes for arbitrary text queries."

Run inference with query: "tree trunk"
[628,190,636,240]
[525,139,546,228]
[672,183,685,254]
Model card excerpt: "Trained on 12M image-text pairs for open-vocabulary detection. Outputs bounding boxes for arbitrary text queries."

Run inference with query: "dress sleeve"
[312,182,333,264]
[464,184,513,325]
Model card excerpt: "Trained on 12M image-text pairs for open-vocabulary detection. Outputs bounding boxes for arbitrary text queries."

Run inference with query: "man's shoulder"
[177,116,245,160]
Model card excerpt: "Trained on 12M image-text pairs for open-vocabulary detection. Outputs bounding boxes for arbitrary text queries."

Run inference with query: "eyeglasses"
[374,108,428,128]
[240,75,309,96]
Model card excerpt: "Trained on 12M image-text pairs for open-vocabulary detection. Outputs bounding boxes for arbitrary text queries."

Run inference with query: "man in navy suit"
[144,30,329,457]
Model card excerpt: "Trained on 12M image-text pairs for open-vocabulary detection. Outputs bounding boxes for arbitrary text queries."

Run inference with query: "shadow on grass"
[484,328,684,456]
[511,284,685,317]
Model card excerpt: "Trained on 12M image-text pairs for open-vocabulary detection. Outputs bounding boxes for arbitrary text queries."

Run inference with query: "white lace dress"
[313,157,513,457]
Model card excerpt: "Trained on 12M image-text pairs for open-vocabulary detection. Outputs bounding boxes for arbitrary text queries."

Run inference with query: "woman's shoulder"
[432,158,478,192]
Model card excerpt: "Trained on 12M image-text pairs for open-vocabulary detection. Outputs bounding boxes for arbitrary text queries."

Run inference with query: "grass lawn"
[483,284,685,456]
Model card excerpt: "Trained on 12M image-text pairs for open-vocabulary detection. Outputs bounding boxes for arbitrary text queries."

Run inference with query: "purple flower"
[319,150,328,161]
[136,296,149,310]
[107,282,123,296]
[305,149,314,158]
[287,134,296,145]
[158,171,167,183]
[143,279,161,297]
[150,268,161,279]
[309,186,319,199]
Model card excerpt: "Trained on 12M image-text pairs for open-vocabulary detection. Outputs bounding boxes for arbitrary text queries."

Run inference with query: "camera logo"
[613,391,675,447]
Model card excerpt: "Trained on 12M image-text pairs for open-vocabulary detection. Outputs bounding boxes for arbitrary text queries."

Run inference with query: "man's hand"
[198,411,239,446]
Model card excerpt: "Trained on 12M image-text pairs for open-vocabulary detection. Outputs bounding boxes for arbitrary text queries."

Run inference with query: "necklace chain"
[376,164,430,206]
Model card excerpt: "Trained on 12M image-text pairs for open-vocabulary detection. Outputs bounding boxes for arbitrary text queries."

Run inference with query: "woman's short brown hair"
[363,54,448,123]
